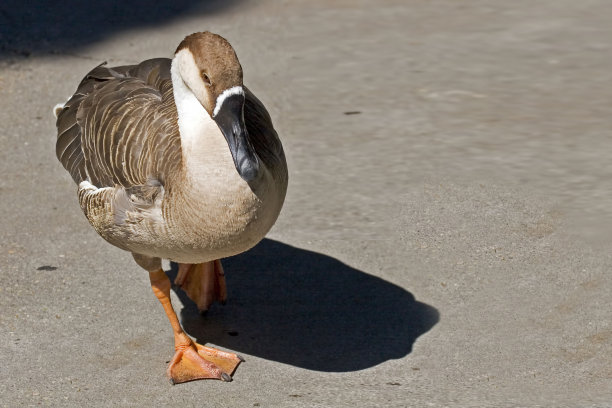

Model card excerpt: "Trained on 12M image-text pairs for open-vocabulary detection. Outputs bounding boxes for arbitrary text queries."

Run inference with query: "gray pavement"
[1,1,611,407]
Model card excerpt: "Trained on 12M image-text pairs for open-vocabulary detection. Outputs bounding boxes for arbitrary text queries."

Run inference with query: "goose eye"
[201,71,211,86]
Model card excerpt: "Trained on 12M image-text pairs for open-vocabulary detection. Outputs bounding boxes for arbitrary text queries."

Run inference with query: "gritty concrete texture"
[1,1,611,407]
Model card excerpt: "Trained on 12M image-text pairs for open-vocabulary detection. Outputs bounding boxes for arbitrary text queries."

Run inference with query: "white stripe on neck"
[213,86,244,117]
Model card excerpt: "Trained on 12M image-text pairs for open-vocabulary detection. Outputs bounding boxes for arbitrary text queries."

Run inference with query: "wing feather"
[55,59,181,192]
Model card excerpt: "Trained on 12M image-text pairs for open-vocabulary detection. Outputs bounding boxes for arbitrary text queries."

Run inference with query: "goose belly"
[119,177,281,263]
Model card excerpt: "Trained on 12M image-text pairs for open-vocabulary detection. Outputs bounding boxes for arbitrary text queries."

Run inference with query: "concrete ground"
[1,0,611,406]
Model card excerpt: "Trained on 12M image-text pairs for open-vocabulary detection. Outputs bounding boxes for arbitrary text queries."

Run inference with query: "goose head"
[174,31,260,182]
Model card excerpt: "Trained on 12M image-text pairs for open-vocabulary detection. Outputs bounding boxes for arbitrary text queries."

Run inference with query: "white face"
[175,48,213,114]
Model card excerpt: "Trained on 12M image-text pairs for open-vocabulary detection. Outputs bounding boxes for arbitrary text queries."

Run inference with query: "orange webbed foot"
[168,342,244,384]
[149,269,242,384]
[175,260,227,314]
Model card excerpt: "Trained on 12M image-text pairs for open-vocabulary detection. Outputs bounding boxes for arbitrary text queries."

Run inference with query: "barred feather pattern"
[56,58,182,190]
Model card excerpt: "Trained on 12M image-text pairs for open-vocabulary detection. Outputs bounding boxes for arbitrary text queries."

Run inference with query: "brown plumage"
[54,32,287,383]
[56,59,180,187]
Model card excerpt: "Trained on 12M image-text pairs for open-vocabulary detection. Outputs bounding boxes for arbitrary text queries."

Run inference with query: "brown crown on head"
[176,32,243,95]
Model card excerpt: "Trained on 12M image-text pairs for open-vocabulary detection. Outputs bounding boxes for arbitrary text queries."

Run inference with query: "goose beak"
[213,90,260,182]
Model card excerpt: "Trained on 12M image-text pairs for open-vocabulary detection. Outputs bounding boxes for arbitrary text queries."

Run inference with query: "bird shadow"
[166,238,439,372]
[0,0,243,59]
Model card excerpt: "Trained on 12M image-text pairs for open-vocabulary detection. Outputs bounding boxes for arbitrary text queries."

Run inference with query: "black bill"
[213,92,260,182]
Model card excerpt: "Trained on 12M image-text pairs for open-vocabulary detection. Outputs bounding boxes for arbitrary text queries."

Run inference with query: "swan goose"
[55,32,287,383]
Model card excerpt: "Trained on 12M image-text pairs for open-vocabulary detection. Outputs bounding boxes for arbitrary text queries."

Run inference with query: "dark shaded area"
[0,0,241,59]
[36,265,58,271]
[167,239,439,372]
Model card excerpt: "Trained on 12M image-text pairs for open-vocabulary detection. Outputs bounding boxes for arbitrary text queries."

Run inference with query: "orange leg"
[175,260,227,314]
[149,269,243,384]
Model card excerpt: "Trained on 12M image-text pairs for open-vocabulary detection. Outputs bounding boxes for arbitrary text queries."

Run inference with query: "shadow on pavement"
[167,238,439,372]
[0,0,242,59]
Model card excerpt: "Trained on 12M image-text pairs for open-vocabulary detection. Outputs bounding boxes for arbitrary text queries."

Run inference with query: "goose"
[54,32,288,384]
